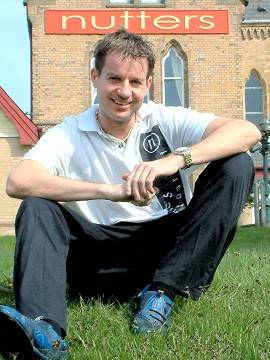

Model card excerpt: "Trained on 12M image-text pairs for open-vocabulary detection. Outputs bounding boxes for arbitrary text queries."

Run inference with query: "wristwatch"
[174,147,193,169]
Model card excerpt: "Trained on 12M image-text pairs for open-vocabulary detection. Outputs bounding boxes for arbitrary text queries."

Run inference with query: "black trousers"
[14,153,254,332]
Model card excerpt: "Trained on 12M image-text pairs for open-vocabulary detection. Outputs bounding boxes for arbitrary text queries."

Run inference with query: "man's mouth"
[112,99,132,106]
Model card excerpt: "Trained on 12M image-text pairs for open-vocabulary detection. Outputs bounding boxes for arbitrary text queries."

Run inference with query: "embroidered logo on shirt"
[139,125,186,213]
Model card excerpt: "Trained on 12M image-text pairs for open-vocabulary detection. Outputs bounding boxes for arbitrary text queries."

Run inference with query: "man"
[1,29,261,359]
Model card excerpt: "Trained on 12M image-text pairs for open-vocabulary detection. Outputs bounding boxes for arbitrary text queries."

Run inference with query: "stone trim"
[241,26,270,39]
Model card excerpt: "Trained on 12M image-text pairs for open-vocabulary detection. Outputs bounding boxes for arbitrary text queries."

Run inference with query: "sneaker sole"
[0,311,35,359]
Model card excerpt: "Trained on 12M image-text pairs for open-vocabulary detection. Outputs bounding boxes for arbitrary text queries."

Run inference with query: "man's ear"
[146,76,152,92]
[91,68,98,87]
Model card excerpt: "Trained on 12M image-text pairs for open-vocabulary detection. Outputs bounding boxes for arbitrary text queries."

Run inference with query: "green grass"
[0,227,270,359]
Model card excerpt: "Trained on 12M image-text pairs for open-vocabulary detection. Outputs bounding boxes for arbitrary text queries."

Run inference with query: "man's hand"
[121,154,183,205]
[108,183,154,206]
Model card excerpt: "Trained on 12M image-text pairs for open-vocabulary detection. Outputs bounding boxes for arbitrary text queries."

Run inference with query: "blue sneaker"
[132,285,174,334]
[0,305,68,359]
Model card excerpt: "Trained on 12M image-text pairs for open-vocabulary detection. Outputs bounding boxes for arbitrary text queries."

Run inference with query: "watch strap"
[174,147,193,169]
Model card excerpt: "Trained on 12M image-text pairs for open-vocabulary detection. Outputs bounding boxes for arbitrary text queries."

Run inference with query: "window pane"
[246,72,262,88]
[165,79,182,106]
[245,88,263,113]
[164,48,182,78]
[163,47,185,107]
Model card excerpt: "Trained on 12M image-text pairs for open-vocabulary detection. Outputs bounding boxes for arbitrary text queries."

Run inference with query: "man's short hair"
[93,28,155,78]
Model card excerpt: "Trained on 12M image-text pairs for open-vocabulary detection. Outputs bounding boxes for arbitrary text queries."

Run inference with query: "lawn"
[0,226,269,360]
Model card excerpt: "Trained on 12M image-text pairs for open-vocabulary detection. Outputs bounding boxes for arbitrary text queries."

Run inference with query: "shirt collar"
[77,105,99,132]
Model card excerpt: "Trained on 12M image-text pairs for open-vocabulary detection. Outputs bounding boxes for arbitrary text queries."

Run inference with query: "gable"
[0,87,39,145]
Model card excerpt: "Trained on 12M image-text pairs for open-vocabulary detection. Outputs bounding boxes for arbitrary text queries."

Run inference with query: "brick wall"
[0,113,28,235]
[0,137,27,236]
[0,139,26,235]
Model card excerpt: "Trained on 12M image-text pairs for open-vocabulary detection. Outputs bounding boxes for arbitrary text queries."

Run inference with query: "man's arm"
[7,118,261,205]
[6,159,133,203]
[123,117,261,203]
[190,117,261,165]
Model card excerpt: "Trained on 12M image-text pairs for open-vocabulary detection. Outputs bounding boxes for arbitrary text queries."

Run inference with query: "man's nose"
[116,82,132,98]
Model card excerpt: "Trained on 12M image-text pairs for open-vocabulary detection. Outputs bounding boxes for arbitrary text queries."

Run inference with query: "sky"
[0,0,30,115]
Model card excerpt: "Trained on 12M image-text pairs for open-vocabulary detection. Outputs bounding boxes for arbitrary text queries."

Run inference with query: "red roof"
[0,86,39,145]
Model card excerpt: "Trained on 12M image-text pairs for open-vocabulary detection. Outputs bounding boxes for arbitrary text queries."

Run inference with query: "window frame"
[162,47,185,107]
[245,71,265,127]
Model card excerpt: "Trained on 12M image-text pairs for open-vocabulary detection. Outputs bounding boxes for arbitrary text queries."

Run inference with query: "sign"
[45,9,229,35]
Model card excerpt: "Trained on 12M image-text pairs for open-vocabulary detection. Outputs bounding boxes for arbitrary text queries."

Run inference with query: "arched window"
[90,57,98,105]
[245,71,265,127]
[162,47,184,106]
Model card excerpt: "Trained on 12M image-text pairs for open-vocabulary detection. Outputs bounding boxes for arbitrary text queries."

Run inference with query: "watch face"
[176,147,188,152]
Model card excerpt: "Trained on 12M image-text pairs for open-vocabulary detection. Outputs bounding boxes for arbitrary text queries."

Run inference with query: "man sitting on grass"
[0,29,260,359]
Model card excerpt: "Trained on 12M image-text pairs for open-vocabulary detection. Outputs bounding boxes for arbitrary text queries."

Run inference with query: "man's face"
[91,50,152,125]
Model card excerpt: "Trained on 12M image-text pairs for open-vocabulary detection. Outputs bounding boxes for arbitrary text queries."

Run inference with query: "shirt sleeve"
[23,120,74,177]
[155,104,217,149]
